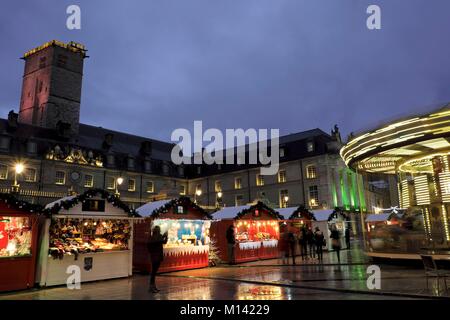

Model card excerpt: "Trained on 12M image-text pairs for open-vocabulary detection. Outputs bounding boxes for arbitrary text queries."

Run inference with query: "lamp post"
[115,177,124,197]
[195,189,202,204]
[216,191,223,208]
[11,163,24,193]
[283,195,289,208]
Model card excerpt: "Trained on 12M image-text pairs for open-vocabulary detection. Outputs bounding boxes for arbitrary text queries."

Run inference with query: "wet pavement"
[1,244,449,300]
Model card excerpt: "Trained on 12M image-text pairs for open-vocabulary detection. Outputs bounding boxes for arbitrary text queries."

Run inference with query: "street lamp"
[194,189,202,203]
[115,177,124,197]
[12,163,24,193]
[216,191,223,208]
[283,195,289,208]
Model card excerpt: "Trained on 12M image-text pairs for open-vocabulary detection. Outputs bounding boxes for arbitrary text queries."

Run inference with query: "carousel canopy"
[212,205,251,220]
[365,213,391,222]
[136,200,171,217]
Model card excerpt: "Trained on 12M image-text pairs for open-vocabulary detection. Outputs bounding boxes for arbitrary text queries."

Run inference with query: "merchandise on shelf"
[0,216,32,258]
[235,220,279,243]
[48,218,131,259]
[152,219,211,250]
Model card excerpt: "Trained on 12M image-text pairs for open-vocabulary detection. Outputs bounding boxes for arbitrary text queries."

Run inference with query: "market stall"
[311,209,348,251]
[0,194,41,292]
[36,189,140,287]
[133,197,213,273]
[278,205,316,234]
[211,202,282,263]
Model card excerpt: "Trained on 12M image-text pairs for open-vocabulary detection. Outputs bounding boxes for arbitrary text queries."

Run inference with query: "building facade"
[0,40,387,212]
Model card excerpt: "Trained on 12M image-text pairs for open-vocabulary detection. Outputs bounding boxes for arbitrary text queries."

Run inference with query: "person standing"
[330,225,341,264]
[279,229,289,265]
[298,227,308,260]
[147,225,168,293]
[306,228,316,259]
[345,227,351,250]
[226,225,236,265]
[314,227,325,263]
[287,231,297,265]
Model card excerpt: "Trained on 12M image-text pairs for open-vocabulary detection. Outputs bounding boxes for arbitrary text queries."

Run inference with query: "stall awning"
[276,207,298,220]
[311,209,335,221]
[212,205,251,220]
[136,200,172,217]
[44,195,77,210]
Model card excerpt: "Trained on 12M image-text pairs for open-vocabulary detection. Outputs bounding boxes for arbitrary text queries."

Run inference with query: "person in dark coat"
[287,231,297,265]
[306,228,316,258]
[148,225,168,293]
[298,226,308,260]
[345,227,351,249]
[226,225,236,265]
[314,227,325,263]
[330,225,341,264]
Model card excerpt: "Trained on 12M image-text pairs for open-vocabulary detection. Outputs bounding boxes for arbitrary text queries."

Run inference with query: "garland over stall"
[36,189,140,287]
[211,202,282,263]
[134,197,213,273]
[0,194,41,292]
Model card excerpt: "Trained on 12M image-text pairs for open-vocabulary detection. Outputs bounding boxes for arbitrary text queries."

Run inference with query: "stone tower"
[18,40,87,136]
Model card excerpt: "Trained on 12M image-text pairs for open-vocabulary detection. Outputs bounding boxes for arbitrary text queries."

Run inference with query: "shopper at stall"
[314,227,325,263]
[298,227,308,260]
[279,228,289,264]
[287,231,297,265]
[330,225,341,264]
[345,227,351,250]
[226,225,236,265]
[306,228,315,259]
[147,226,168,293]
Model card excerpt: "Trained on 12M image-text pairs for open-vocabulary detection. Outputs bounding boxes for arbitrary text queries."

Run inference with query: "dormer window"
[307,141,314,152]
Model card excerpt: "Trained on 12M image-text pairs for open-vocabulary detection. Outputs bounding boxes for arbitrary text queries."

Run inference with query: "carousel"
[341,105,450,259]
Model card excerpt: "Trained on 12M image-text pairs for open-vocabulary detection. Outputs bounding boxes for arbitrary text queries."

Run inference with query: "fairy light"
[424,207,432,238]
[441,205,450,241]
[414,175,431,205]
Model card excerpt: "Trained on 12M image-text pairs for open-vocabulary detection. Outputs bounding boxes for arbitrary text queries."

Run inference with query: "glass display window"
[48,218,131,259]
[152,219,211,248]
[235,220,280,242]
[0,216,32,258]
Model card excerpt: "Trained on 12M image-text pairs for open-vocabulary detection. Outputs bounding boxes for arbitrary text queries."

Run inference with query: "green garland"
[0,192,43,213]
[150,196,212,219]
[288,204,316,221]
[43,188,140,217]
[234,201,283,220]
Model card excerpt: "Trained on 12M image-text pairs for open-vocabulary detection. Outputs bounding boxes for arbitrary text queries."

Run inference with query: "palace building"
[0,40,389,212]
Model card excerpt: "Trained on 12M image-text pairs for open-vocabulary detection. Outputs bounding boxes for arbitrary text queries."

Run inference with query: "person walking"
[306,228,316,259]
[298,227,308,260]
[147,225,168,293]
[226,225,236,265]
[287,231,297,265]
[345,227,351,250]
[330,225,341,264]
[314,227,325,263]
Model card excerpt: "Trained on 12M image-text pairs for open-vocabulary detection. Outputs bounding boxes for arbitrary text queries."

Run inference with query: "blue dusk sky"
[1,0,449,142]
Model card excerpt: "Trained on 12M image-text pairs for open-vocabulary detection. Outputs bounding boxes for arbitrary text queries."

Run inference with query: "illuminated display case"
[133,197,212,273]
[36,189,140,287]
[211,202,283,263]
[0,195,40,292]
